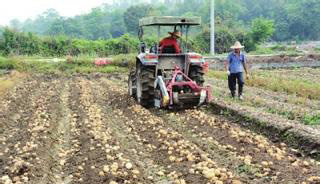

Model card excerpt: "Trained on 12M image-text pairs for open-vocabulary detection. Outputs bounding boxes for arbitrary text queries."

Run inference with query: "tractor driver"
[159,31,182,54]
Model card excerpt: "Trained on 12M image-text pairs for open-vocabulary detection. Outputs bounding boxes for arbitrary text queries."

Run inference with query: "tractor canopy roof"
[139,16,201,27]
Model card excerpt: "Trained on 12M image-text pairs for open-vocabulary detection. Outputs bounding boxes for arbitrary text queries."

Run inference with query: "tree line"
[0,0,319,55]
[0,29,144,56]
[4,0,319,41]
[0,18,273,56]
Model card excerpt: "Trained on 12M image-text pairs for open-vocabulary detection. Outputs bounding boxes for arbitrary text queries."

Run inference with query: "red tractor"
[128,16,211,108]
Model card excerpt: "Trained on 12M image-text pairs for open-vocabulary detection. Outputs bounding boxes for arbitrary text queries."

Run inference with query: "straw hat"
[168,31,181,38]
[230,41,244,49]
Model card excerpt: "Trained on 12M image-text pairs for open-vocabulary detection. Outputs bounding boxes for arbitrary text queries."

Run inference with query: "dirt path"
[1,74,320,184]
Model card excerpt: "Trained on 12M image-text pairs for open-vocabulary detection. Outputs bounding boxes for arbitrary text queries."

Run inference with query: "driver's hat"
[168,31,181,38]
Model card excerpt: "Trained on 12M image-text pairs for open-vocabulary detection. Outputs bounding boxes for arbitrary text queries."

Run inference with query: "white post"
[210,0,215,55]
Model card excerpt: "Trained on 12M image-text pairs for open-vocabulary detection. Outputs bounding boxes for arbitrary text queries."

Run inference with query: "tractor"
[128,16,211,108]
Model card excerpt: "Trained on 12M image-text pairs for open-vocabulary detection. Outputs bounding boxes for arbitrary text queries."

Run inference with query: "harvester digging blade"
[198,90,207,106]
[155,76,170,108]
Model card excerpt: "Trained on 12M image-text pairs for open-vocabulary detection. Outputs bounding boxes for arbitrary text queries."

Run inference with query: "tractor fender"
[187,52,206,65]
[137,53,158,66]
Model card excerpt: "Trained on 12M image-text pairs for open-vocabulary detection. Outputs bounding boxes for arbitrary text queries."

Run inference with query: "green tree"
[286,0,320,40]
[22,9,61,35]
[244,18,275,52]
[123,5,153,35]
[250,18,275,43]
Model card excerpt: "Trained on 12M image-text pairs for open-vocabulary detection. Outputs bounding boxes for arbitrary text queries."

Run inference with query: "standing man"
[225,41,249,100]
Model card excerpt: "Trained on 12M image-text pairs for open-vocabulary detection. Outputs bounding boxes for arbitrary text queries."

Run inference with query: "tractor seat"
[161,45,176,54]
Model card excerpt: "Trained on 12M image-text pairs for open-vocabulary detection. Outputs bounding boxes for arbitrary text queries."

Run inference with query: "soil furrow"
[66,77,146,183]
[21,79,65,184]
[155,109,320,183]
[0,77,65,183]
[1,73,320,184]
[39,79,74,184]
[102,78,241,184]
[95,77,200,183]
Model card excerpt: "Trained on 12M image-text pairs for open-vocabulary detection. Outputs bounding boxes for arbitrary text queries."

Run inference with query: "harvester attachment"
[155,67,211,109]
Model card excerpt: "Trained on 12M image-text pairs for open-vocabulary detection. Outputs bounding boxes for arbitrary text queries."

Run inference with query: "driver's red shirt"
[159,37,181,53]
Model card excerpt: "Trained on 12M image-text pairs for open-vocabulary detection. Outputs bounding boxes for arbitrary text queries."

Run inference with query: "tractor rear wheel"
[189,65,205,86]
[136,63,155,107]
[128,71,136,98]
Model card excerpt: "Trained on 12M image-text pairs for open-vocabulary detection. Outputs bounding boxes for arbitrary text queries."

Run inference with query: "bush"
[250,18,275,43]
[194,26,245,54]
[0,56,14,70]
[244,18,275,52]
[214,26,237,54]
[112,54,136,69]
[0,29,140,57]
[243,35,257,53]
[194,27,210,54]
[105,34,139,55]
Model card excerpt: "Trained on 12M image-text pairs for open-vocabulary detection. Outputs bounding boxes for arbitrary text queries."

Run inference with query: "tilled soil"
[205,76,320,158]
[0,74,320,184]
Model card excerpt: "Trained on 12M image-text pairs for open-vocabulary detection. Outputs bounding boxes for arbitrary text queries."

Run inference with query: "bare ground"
[0,73,320,184]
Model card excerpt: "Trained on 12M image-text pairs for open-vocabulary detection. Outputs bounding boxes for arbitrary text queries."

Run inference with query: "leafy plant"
[303,114,320,125]
[236,164,259,175]
[0,29,140,57]
[245,18,275,52]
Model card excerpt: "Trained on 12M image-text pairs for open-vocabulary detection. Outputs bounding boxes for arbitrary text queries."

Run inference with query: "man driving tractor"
[159,30,182,54]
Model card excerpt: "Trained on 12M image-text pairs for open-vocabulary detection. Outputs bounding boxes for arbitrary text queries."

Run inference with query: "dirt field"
[1,73,320,184]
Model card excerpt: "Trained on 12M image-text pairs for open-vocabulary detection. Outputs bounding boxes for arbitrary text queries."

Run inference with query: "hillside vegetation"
[1,0,320,56]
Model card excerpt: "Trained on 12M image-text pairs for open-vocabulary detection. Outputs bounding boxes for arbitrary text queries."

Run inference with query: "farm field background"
[1,0,320,183]
[0,64,320,184]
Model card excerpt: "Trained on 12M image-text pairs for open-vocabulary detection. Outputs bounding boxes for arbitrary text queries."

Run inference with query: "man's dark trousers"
[228,72,244,97]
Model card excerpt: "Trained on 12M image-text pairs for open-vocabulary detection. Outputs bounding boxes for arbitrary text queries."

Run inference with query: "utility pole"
[210,0,215,55]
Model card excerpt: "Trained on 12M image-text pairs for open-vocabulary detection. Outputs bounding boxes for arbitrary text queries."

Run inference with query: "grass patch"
[266,107,296,120]
[236,164,260,176]
[0,56,15,70]
[209,71,228,80]
[250,45,300,55]
[208,70,320,100]
[250,45,301,56]
[303,114,320,125]
[0,72,26,96]
[250,47,274,55]
[112,54,136,69]
[0,55,129,74]
[0,79,14,95]
[314,48,320,53]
